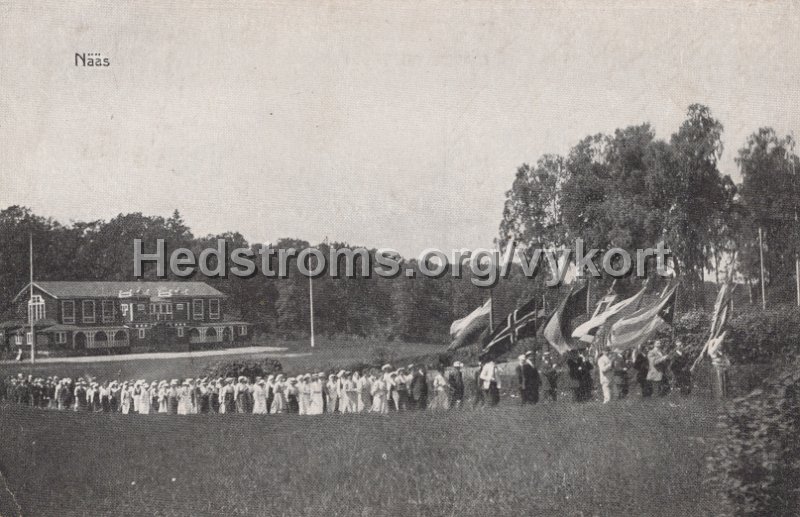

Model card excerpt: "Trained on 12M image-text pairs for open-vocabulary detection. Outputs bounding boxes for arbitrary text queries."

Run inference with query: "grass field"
[0,396,720,517]
[0,338,442,382]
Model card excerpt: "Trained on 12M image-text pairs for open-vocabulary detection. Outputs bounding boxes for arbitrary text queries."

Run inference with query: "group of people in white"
[3,362,468,415]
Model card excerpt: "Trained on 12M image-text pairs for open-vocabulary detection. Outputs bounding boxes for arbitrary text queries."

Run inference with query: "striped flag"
[608,284,677,350]
[543,282,589,354]
[479,295,540,360]
[571,283,648,344]
[447,299,492,351]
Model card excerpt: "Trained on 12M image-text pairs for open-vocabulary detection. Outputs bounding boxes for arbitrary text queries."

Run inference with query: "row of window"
[18,326,247,345]
[60,299,221,324]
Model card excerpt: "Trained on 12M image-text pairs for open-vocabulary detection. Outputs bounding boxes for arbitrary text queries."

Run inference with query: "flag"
[543,282,589,355]
[571,283,647,344]
[447,299,492,351]
[479,296,540,360]
[608,284,677,350]
[709,282,734,339]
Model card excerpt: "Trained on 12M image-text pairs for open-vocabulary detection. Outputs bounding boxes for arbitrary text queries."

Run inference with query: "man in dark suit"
[448,362,465,408]
[410,366,428,410]
[516,352,540,404]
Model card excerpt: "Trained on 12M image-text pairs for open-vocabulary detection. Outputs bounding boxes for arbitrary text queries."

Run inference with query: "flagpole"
[308,255,315,349]
[29,233,35,365]
[488,289,494,334]
[758,227,766,310]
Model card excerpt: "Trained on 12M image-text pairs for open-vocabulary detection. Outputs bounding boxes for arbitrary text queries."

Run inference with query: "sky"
[1,0,799,258]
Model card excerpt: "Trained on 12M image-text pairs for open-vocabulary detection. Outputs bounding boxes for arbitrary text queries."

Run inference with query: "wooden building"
[0,281,251,354]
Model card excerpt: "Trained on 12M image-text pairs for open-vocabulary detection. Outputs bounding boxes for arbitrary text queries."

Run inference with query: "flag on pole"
[571,283,648,344]
[543,282,589,354]
[608,284,677,350]
[447,299,492,351]
[479,296,540,360]
[709,281,734,339]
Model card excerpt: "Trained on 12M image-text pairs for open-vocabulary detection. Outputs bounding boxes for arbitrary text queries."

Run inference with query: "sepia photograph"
[1,1,799,515]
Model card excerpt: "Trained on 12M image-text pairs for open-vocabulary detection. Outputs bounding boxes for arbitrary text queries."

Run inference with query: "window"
[28,295,46,322]
[120,304,129,317]
[102,300,115,323]
[56,332,67,344]
[62,301,75,324]
[192,299,204,320]
[176,303,184,310]
[209,299,220,319]
[14,335,22,346]
[26,332,32,345]
[239,325,248,336]
[151,302,173,321]
[177,327,184,337]
[138,328,146,339]
[137,303,146,311]
[82,300,95,323]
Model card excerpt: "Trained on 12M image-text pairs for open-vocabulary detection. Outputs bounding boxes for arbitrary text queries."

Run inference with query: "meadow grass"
[0,396,720,517]
[0,339,441,382]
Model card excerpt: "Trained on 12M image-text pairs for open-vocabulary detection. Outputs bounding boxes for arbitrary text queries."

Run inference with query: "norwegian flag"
[479,296,542,360]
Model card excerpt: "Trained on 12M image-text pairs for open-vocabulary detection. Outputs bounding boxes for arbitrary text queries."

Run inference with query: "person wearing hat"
[177,380,190,415]
[394,368,410,411]
[597,347,614,404]
[429,365,450,411]
[517,352,540,405]
[647,340,670,397]
[409,365,429,410]
[540,351,560,402]
[265,375,276,414]
[285,377,299,414]
[325,374,339,413]
[209,379,221,413]
[370,371,388,413]
[167,380,180,415]
[120,382,133,414]
[252,377,268,414]
[356,370,372,413]
[669,339,692,396]
[74,380,89,411]
[234,376,250,413]
[271,375,286,414]
[298,374,311,415]
[479,360,501,406]
[308,374,324,415]
[448,362,465,409]
[335,371,349,413]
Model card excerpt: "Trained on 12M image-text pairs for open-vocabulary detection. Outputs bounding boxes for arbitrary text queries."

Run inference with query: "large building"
[0,281,251,354]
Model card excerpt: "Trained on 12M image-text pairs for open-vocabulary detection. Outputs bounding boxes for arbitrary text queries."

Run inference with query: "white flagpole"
[309,260,315,349]
[758,227,766,310]
[29,233,35,364]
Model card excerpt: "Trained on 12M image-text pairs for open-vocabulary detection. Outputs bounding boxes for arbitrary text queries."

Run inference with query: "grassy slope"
[0,340,441,381]
[0,397,719,517]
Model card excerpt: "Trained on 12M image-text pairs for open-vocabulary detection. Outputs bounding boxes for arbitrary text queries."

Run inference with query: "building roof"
[13,281,227,302]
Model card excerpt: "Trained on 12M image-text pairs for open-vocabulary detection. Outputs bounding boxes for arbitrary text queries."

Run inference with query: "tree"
[736,128,800,302]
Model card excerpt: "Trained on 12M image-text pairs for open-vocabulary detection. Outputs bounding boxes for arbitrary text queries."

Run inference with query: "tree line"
[499,104,800,306]
[1,104,797,342]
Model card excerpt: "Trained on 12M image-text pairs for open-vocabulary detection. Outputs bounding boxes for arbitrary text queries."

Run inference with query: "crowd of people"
[0,337,700,415]
[0,362,467,415]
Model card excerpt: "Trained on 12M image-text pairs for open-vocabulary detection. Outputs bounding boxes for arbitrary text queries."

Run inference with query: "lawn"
[0,338,442,382]
[0,396,720,517]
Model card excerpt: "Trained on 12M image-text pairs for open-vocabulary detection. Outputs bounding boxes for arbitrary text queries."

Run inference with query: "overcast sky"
[2,0,799,258]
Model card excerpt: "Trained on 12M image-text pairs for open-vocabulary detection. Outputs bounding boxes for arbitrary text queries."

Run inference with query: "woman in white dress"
[157,381,169,413]
[430,367,450,411]
[306,374,324,415]
[337,372,350,413]
[371,374,388,414]
[252,378,268,414]
[298,374,311,415]
[120,382,132,415]
[326,374,339,413]
[138,381,151,415]
[270,375,286,414]
[177,381,192,415]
